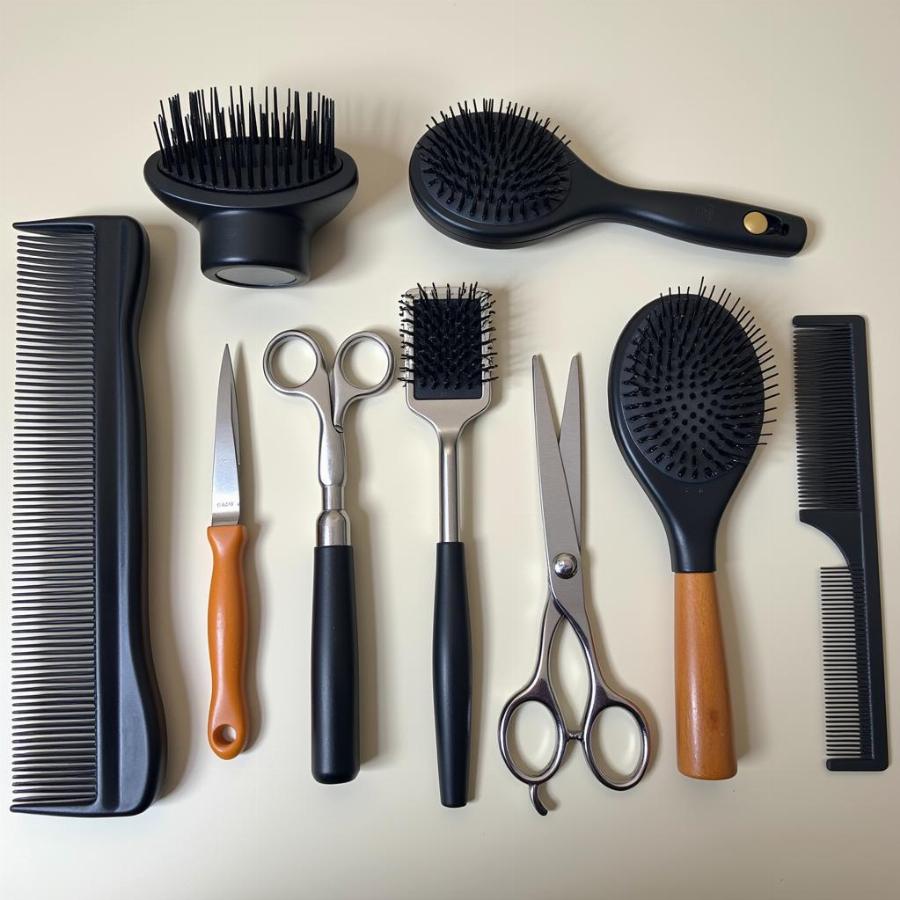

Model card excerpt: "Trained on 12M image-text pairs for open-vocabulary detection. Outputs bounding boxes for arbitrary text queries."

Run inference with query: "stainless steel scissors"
[498,356,651,815]
[263,329,393,784]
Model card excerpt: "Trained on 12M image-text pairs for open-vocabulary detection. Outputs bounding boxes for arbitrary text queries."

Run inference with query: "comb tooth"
[793,320,863,510]
[12,225,99,810]
[820,566,868,758]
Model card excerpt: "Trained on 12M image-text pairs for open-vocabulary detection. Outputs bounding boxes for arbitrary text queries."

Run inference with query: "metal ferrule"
[317,426,350,546]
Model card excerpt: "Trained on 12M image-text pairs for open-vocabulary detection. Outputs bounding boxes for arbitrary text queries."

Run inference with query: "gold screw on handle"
[743,211,769,235]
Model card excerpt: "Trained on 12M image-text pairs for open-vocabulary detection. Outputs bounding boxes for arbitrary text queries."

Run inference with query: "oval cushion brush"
[145,87,357,288]
[410,99,806,256]
[608,280,777,779]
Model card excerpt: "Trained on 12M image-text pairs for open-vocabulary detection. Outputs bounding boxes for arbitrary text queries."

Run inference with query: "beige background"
[1,1,899,898]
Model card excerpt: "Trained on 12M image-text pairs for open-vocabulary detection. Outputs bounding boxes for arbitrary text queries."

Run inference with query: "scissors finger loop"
[582,697,651,791]
[498,684,568,787]
[332,332,394,426]
[263,330,329,403]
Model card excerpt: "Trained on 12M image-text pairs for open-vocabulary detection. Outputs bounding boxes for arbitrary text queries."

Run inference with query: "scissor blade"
[211,345,241,526]
[532,356,581,581]
[558,357,582,546]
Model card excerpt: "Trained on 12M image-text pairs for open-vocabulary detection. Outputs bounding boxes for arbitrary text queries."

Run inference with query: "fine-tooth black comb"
[399,283,496,807]
[12,217,166,816]
[793,315,887,771]
[410,99,807,256]
[145,87,357,287]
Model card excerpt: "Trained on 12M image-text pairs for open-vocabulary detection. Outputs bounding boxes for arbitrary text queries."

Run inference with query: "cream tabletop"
[1,1,898,898]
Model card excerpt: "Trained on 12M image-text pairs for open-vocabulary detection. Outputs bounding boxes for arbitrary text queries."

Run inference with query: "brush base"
[199,211,311,288]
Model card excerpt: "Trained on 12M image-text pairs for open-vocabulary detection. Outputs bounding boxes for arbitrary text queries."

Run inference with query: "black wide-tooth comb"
[410,99,807,256]
[145,87,357,287]
[793,315,887,771]
[609,280,777,779]
[12,217,165,816]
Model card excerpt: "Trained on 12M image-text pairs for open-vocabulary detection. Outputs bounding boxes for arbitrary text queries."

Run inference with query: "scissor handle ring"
[332,332,395,421]
[581,695,651,791]
[262,330,327,397]
[497,682,568,788]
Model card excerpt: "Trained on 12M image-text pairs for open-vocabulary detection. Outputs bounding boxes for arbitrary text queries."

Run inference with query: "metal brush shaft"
[439,430,460,542]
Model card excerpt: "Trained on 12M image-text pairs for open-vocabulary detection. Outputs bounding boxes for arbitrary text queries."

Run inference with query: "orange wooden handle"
[674,572,736,780]
[207,524,248,760]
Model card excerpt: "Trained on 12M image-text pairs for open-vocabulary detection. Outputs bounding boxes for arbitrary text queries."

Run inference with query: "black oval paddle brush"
[608,280,777,780]
[145,87,357,287]
[410,99,806,256]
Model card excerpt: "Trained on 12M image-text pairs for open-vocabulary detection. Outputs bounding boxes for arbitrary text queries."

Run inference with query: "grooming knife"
[207,345,249,759]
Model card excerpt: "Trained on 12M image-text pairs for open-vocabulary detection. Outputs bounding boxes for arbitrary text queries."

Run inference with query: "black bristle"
[153,86,339,192]
[399,283,495,400]
[616,279,776,482]
[415,99,572,225]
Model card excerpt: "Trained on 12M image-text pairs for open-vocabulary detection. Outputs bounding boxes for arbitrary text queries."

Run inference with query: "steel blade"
[211,345,240,525]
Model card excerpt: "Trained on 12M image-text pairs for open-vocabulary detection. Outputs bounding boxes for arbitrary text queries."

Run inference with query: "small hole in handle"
[214,724,238,746]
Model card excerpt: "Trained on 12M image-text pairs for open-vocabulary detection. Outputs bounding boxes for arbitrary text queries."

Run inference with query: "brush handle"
[674,572,736,779]
[433,541,471,807]
[311,545,360,784]
[207,524,249,760]
[599,179,806,256]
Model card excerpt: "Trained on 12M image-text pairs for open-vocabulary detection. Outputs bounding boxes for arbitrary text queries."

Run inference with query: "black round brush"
[608,280,777,780]
[145,87,357,287]
[409,99,806,256]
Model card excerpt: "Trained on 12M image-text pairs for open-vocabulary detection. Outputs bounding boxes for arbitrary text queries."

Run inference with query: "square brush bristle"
[399,283,495,400]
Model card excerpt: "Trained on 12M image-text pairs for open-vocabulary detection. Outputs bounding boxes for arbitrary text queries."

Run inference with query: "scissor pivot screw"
[553,553,578,578]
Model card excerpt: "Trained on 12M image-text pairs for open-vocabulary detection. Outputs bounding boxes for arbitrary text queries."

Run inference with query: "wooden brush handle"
[674,572,736,780]
[207,524,249,760]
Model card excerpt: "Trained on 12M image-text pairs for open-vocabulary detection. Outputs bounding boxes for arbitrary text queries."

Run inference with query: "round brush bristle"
[414,100,572,225]
[153,87,339,192]
[615,280,777,482]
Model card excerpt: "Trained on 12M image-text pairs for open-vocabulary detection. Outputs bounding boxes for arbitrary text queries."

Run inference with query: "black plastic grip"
[605,182,807,256]
[311,545,359,784]
[433,541,471,808]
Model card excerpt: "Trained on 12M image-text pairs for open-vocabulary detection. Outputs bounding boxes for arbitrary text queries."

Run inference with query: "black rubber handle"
[604,181,807,256]
[433,541,471,808]
[311,545,359,784]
